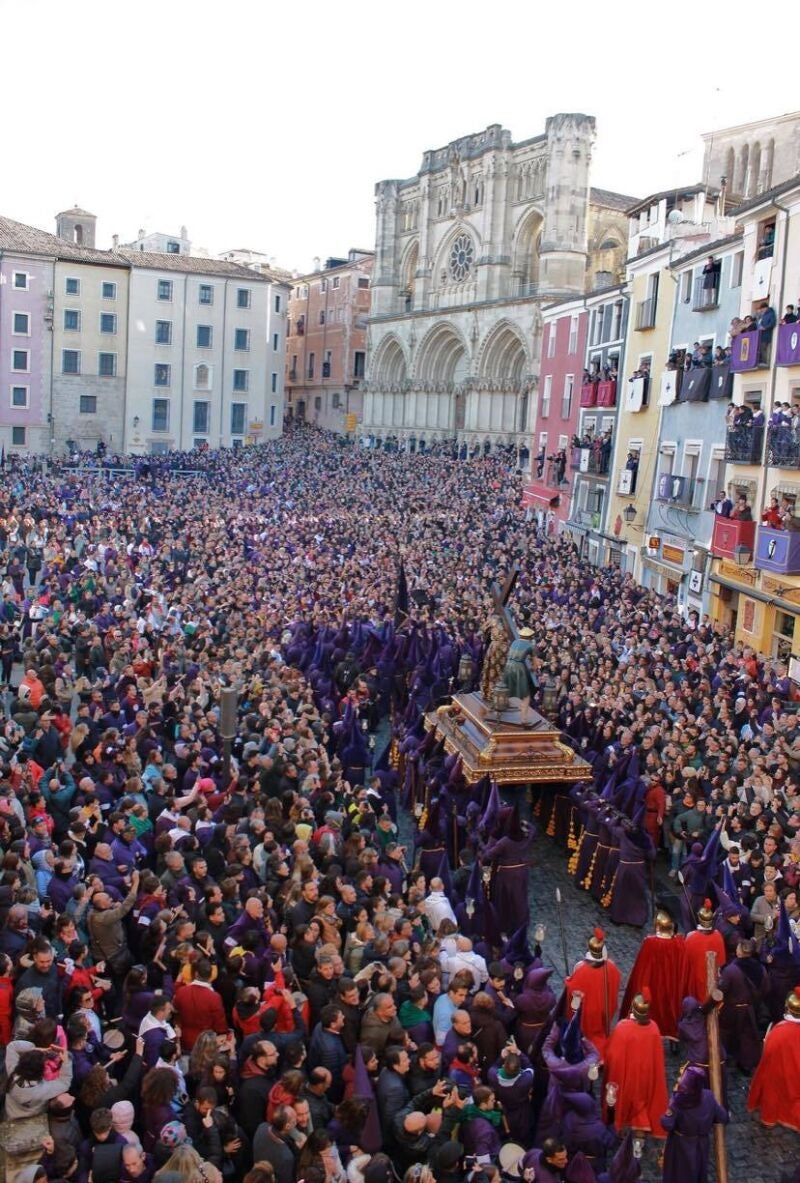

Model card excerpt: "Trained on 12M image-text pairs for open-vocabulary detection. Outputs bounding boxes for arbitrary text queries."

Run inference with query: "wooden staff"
[705,950,729,1183]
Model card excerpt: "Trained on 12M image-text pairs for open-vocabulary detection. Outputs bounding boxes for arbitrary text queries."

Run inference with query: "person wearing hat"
[564,929,620,1061]
[501,627,536,725]
[749,987,800,1131]
[603,989,668,1137]
[660,1065,728,1183]
[619,911,688,1043]
[538,1006,600,1144]
[684,899,725,1002]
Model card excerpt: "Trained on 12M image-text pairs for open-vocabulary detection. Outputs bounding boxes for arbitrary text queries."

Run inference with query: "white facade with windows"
[121,254,271,453]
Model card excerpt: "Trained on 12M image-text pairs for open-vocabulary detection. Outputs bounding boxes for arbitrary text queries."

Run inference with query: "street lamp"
[734,542,752,566]
[541,675,558,719]
[623,503,637,524]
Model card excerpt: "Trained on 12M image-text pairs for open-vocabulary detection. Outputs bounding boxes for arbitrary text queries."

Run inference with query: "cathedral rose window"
[449,233,474,282]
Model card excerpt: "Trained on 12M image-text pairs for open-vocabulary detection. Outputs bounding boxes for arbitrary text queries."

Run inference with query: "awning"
[643,559,687,582]
[710,572,800,616]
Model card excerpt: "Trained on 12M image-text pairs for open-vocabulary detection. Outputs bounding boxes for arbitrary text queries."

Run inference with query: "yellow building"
[709,175,800,661]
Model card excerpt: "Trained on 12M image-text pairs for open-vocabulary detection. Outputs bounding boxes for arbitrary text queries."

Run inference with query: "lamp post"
[734,542,752,566]
[623,503,637,524]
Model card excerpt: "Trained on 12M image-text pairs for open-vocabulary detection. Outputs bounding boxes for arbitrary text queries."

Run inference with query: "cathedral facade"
[363,114,631,451]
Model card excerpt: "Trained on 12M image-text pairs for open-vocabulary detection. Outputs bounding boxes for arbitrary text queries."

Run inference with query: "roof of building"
[625,184,720,217]
[701,110,800,141]
[119,250,267,280]
[0,215,125,266]
[56,206,96,218]
[728,172,800,217]
[591,187,641,211]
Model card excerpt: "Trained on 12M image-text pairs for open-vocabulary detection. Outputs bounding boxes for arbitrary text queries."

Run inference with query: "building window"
[195,363,210,389]
[562,375,574,418]
[102,281,117,299]
[230,403,246,435]
[308,352,315,379]
[65,277,79,295]
[568,315,579,354]
[199,284,213,305]
[354,351,366,379]
[271,372,278,393]
[154,363,171,387]
[79,395,97,414]
[272,333,279,351]
[155,320,172,345]
[237,288,251,309]
[167,241,180,253]
[731,251,744,289]
[358,276,370,289]
[320,279,328,293]
[157,279,173,301]
[12,312,29,335]
[547,323,556,358]
[98,352,117,377]
[680,271,692,303]
[13,272,28,290]
[196,324,212,348]
[332,392,341,408]
[541,374,552,417]
[270,404,276,427]
[152,398,170,432]
[100,313,117,333]
[11,386,28,408]
[193,401,210,434]
[233,369,249,392]
[234,328,250,351]
[11,426,25,446]
[62,350,80,375]
[332,277,340,289]
[12,350,29,372]
[274,294,282,313]
[64,309,80,331]
[319,310,326,325]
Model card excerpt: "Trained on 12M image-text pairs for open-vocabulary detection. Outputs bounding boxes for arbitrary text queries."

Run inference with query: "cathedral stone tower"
[539,113,596,295]
[55,206,97,248]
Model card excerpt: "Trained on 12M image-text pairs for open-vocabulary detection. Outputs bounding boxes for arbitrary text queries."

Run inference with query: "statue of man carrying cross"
[482,564,537,722]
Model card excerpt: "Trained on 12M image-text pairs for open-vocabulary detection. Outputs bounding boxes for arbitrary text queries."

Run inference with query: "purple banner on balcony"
[730,330,760,372]
[709,364,732,399]
[682,368,711,402]
[777,323,800,367]
[755,525,800,575]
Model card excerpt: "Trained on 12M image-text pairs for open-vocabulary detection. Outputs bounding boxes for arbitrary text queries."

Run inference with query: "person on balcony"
[731,496,753,522]
[713,491,733,517]
[781,305,797,325]
[762,497,783,529]
[757,301,777,365]
[714,346,729,365]
[702,255,721,294]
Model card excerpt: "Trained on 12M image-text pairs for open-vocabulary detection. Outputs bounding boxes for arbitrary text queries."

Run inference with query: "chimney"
[180,225,188,240]
[138,228,145,240]
[112,234,119,250]
[312,256,321,273]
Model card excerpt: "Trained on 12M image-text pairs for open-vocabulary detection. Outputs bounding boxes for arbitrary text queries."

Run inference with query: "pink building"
[523,296,588,529]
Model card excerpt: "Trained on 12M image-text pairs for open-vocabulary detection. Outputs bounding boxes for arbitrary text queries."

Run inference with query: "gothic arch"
[370,334,409,386]
[476,320,530,384]
[431,221,479,288]
[750,142,762,197]
[723,147,735,189]
[399,239,419,309]
[511,207,544,291]
[413,321,470,385]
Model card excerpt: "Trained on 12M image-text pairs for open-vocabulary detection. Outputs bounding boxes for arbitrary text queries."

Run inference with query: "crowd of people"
[0,426,797,1183]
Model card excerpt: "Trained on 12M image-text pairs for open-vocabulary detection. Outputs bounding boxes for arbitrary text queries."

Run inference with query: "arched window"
[74,224,83,245]
[737,144,749,196]
[724,147,735,189]
[194,363,211,390]
[750,142,761,197]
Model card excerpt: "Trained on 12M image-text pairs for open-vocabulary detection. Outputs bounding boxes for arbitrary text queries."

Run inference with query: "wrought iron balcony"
[766,424,800,469]
[725,424,764,464]
[692,278,719,311]
[711,514,756,560]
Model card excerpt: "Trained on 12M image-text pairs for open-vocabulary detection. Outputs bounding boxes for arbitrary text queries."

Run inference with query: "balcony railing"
[570,445,607,473]
[580,382,598,407]
[776,322,800,367]
[730,329,768,371]
[766,424,800,469]
[755,524,800,574]
[725,423,764,464]
[656,472,695,507]
[596,379,617,407]
[288,369,298,381]
[711,514,756,560]
[635,298,657,330]
[692,278,719,311]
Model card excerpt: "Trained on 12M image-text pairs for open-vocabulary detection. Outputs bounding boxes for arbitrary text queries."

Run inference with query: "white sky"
[3,0,799,273]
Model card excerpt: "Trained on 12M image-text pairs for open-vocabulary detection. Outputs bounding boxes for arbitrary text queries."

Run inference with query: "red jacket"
[0,977,13,1044]
[173,981,228,1050]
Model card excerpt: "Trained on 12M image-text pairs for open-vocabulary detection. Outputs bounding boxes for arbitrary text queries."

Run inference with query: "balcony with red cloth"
[580,382,598,407]
[596,379,617,407]
[711,514,756,560]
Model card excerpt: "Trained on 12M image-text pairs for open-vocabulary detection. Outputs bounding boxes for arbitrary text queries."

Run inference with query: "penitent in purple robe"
[661,1087,728,1183]
[483,833,535,936]
[609,828,654,927]
[487,1053,534,1142]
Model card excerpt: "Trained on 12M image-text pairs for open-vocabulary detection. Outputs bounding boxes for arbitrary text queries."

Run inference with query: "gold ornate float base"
[425,692,592,786]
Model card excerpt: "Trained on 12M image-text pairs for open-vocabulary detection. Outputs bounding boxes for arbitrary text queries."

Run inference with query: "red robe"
[748,1017,800,1131]
[565,958,621,1060]
[603,1017,668,1136]
[620,934,688,1040]
[684,929,726,1002]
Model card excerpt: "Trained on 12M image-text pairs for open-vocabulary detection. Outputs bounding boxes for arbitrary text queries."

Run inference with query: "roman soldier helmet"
[785,986,800,1019]
[631,988,651,1022]
[655,910,675,936]
[697,898,714,928]
[586,927,606,962]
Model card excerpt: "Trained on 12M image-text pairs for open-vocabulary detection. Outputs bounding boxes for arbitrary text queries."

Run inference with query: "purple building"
[0,223,55,453]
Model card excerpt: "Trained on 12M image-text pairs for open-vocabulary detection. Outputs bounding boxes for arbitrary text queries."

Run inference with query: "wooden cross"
[490,563,520,642]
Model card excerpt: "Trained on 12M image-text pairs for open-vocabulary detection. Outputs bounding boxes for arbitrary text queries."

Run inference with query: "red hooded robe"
[684,927,726,1002]
[620,934,688,1040]
[565,956,621,1061]
[604,1015,668,1136]
[747,1015,800,1131]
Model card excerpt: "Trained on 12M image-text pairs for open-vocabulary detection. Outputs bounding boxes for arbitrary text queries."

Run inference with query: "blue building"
[642,234,744,614]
